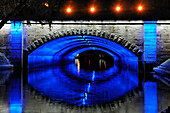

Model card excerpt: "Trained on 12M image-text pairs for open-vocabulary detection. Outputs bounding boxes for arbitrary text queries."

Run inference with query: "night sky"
[0,0,170,20]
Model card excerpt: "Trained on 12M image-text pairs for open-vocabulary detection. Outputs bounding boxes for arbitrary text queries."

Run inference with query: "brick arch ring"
[24,28,143,58]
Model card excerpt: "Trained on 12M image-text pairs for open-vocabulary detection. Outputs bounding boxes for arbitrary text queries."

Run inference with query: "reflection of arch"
[26,29,142,107]
[25,29,143,57]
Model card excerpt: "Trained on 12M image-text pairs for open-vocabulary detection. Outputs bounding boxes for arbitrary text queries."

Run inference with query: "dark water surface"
[0,63,170,113]
[28,56,138,106]
[0,51,170,112]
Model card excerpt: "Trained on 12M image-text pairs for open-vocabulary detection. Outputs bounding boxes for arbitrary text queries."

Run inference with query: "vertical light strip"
[10,77,22,113]
[21,23,24,111]
[11,21,22,66]
[144,81,157,113]
[144,21,157,63]
[10,21,22,113]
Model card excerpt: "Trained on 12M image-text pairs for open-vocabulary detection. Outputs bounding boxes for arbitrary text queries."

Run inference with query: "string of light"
[44,2,144,14]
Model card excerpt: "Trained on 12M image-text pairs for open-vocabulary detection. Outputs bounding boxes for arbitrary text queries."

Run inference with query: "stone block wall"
[23,23,144,51]
[0,21,170,65]
[0,24,11,61]
[157,25,170,64]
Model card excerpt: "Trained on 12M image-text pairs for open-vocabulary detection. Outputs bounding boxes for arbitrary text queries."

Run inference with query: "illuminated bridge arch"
[24,29,143,67]
[26,29,143,108]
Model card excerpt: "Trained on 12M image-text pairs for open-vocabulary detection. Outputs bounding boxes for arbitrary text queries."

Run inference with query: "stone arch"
[24,28,143,57]
[25,28,143,107]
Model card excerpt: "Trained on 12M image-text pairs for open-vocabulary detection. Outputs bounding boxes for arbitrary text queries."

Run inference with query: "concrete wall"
[0,21,170,65]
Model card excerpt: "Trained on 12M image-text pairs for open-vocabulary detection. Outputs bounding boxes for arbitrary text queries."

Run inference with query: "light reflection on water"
[28,58,139,106]
[0,70,22,113]
[144,81,157,113]
[0,62,163,112]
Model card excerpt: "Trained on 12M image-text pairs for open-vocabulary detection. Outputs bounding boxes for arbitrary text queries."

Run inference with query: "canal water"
[0,50,170,113]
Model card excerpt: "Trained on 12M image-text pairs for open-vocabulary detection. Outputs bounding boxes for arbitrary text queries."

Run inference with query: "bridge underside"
[28,35,138,68]
[27,35,139,106]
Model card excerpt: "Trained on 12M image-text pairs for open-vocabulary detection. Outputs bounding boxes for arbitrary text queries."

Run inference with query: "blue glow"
[28,60,138,105]
[11,21,22,65]
[29,35,137,57]
[28,56,54,68]
[145,81,157,113]
[10,21,22,112]
[82,70,96,105]
[144,21,157,24]
[28,35,139,105]
[11,21,22,32]
[82,99,85,105]
[92,71,95,81]
[144,21,157,62]
[29,35,137,68]
[87,83,91,93]
[10,76,22,113]
[85,93,87,100]
[10,104,22,113]
[65,62,120,82]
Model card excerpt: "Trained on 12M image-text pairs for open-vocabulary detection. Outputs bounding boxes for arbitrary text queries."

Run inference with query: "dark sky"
[0,0,170,20]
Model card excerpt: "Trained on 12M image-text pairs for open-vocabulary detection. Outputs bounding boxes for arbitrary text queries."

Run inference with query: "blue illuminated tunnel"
[27,34,140,68]
[27,30,141,106]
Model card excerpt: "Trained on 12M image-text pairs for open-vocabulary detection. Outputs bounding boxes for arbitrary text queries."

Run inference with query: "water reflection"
[75,50,114,71]
[28,58,138,106]
[0,69,22,113]
[75,59,80,74]
[81,70,95,105]
[144,81,157,113]
[9,72,22,113]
